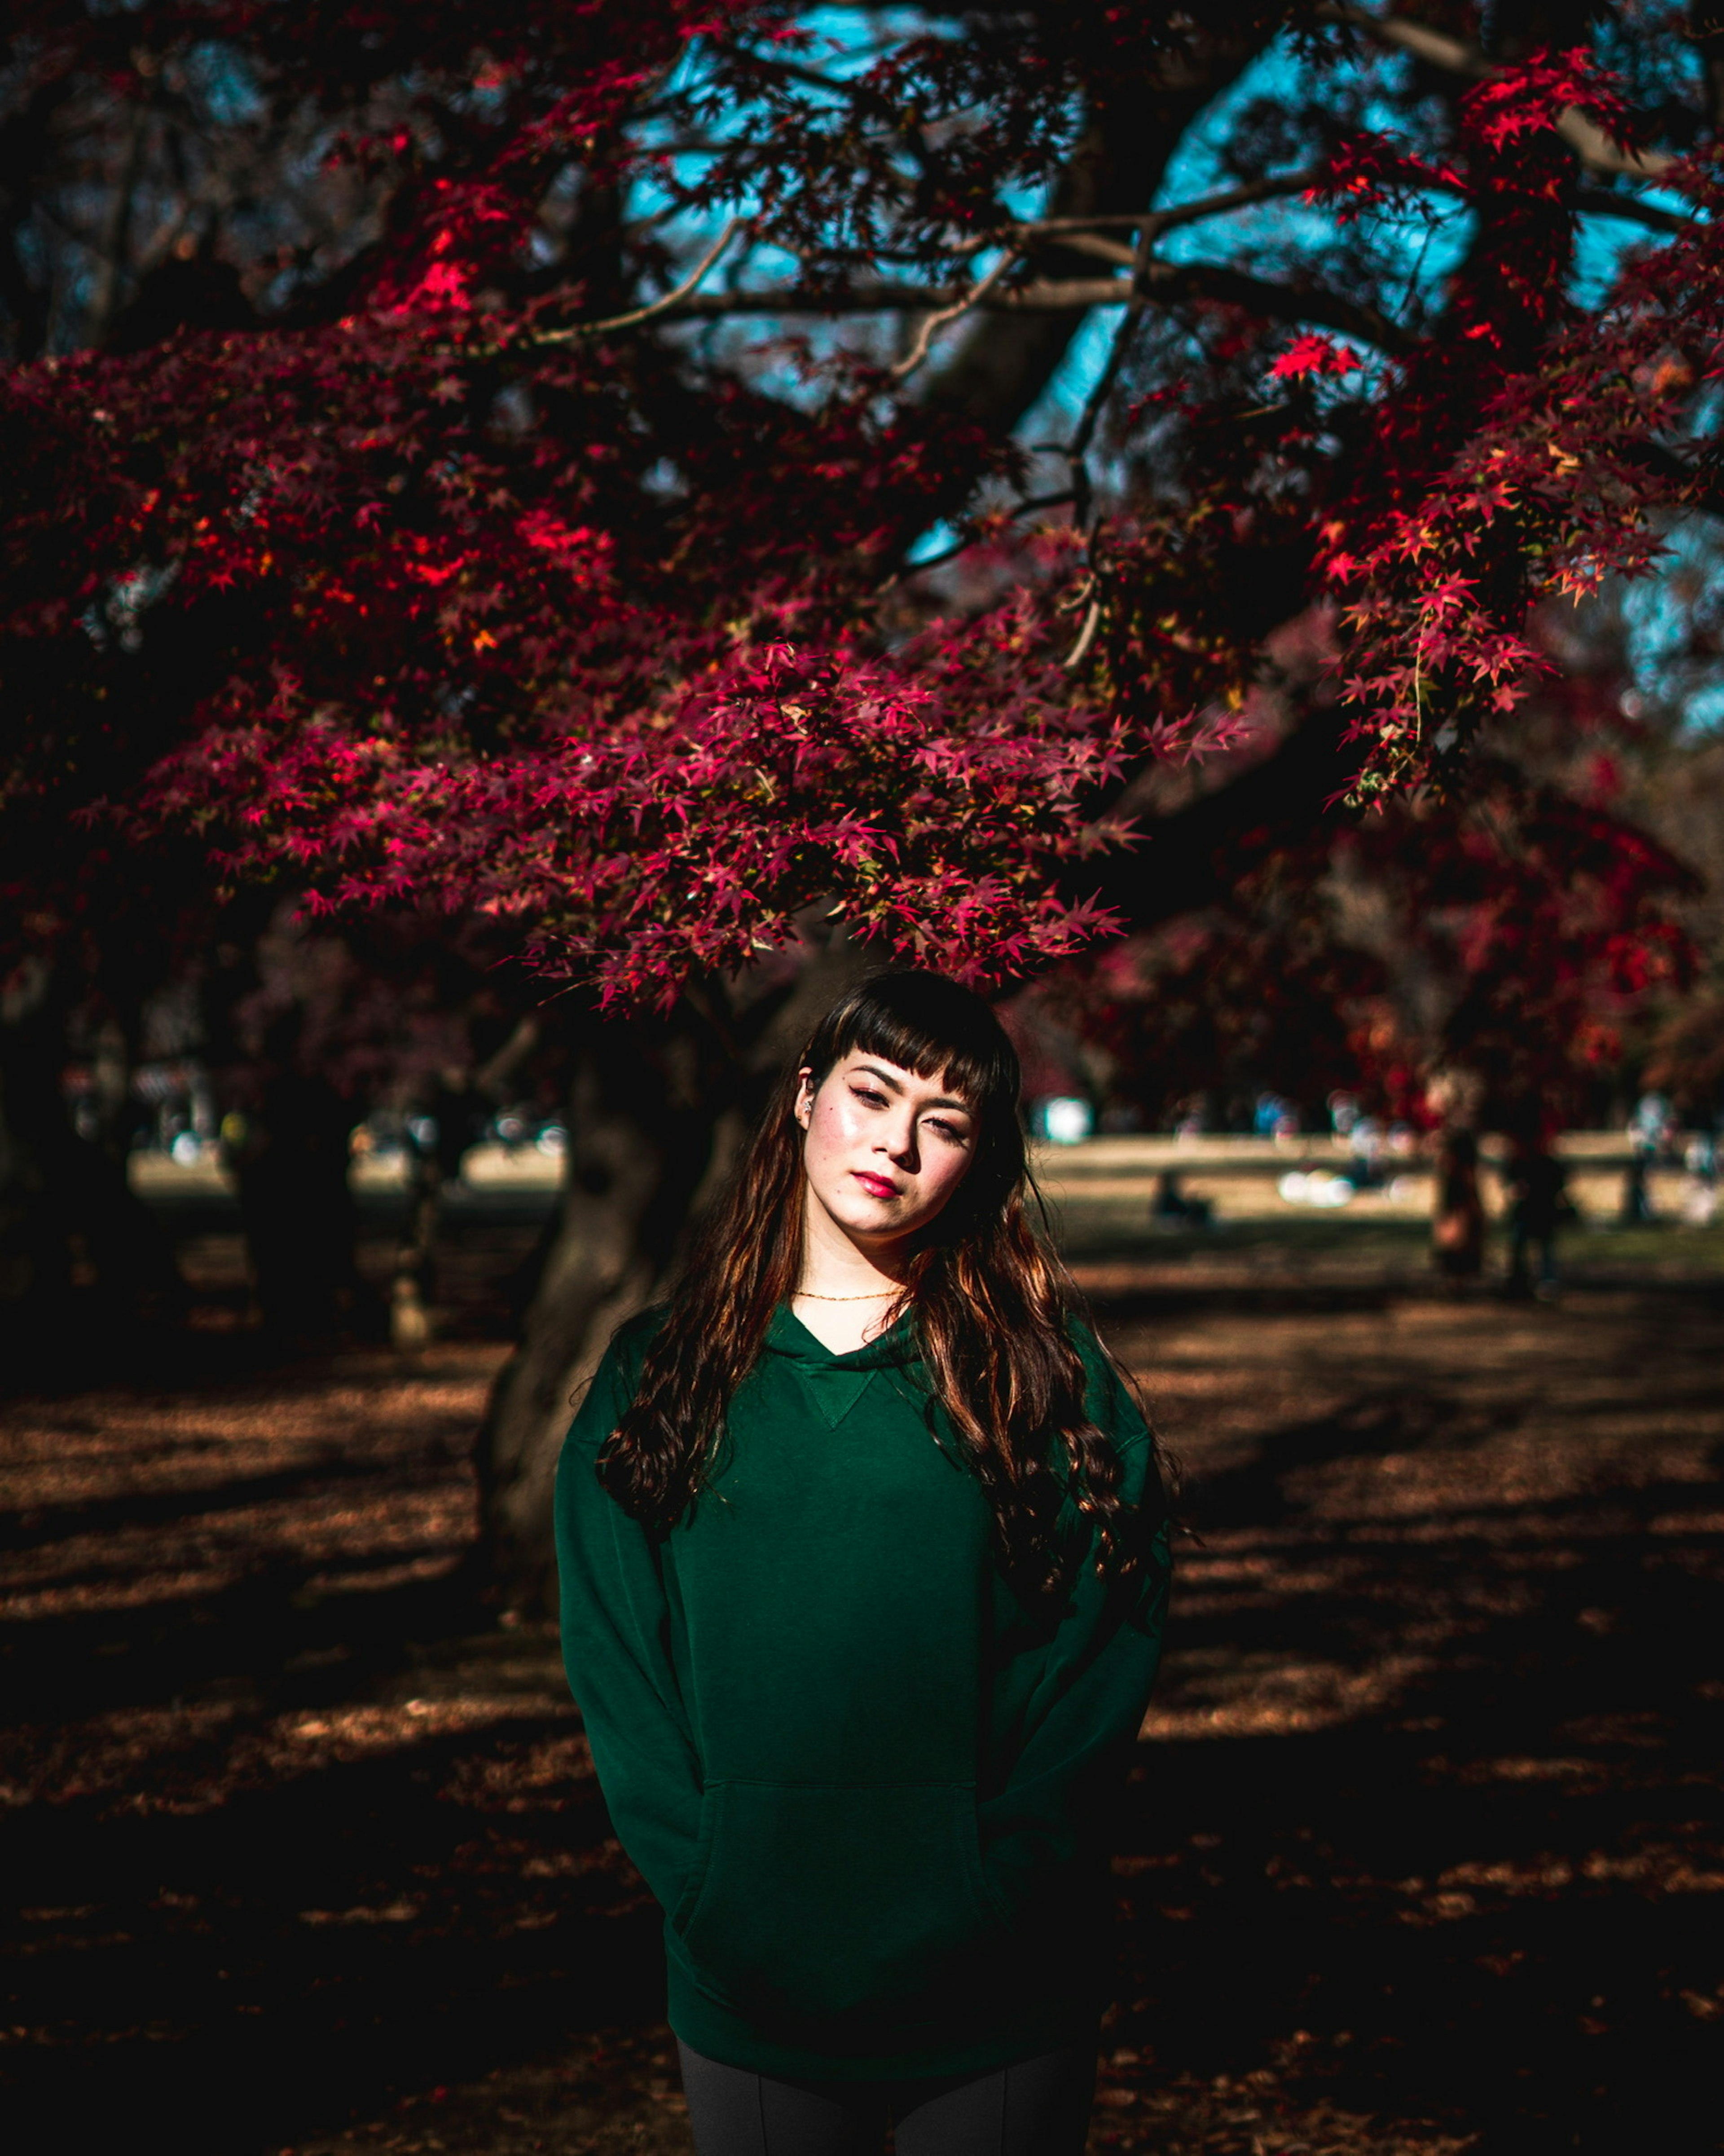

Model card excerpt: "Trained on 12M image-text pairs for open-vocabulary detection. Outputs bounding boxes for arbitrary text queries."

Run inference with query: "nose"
[880,1111,919,1171]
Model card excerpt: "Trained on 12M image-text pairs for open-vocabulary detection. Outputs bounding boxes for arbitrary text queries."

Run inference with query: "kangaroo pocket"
[672,1779,1005,2022]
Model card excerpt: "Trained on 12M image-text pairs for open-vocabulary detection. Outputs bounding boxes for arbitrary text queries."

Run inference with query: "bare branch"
[1061,598,1101,673]
[654,275,1096,317]
[529,216,743,343]
[930,128,1684,274]
[889,245,1021,381]
[635,260,1412,354]
[941,172,1334,263]
[1047,229,1138,268]
[1555,106,1676,182]
[1148,171,1336,239]
[1067,203,1167,531]
[1316,3,1486,79]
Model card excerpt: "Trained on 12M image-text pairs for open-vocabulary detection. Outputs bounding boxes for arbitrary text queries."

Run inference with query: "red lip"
[852,1172,899,1199]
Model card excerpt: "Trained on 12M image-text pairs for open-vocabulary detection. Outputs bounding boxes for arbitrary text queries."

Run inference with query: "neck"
[795,1191,906,1301]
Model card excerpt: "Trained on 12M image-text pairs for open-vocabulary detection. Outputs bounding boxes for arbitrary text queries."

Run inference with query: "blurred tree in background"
[1016,588,1713,1133]
[2,2,1723,1601]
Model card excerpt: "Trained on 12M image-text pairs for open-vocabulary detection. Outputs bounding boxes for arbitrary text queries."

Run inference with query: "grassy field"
[1053,1202,1724,1287]
[1,1207,1720,2154]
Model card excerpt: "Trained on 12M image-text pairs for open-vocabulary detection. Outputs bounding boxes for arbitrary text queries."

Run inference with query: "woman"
[555,972,1170,2156]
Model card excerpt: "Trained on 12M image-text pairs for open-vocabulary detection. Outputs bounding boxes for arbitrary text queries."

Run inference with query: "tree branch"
[1575,186,1697,234]
[1693,0,1724,135]
[920,29,1275,437]
[889,246,1020,382]
[946,171,1335,263]
[877,489,1077,587]
[528,216,743,343]
[1317,2,1487,80]
[1149,260,1412,355]
[606,259,1412,354]
[85,101,151,347]
[1555,107,1676,182]
[1319,3,1676,179]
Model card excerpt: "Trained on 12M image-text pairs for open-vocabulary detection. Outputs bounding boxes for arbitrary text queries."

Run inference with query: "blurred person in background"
[1431,1128,1486,1283]
[1621,1091,1672,1225]
[1505,1131,1569,1301]
[1326,1089,1360,1140]
[1151,1169,1213,1230]
[1680,1130,1718,1226]
[1346,1113,1385,1190]
[1253,1091,1297,1141]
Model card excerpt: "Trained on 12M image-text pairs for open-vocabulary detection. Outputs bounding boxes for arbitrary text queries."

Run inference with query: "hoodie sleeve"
[554,1317,705,1918]
[977,1334,1171,1923]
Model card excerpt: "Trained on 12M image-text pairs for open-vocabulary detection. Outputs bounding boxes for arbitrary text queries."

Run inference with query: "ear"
[794,1067,816,1130]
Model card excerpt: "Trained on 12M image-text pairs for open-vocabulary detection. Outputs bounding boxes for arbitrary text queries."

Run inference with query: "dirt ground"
[2,1235,1721,2154]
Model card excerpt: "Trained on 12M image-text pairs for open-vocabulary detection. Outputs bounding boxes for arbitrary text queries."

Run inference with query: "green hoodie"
[554,1303,1169,2081]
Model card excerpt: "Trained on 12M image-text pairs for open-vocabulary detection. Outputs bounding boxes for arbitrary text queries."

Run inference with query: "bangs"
[819,973,1020,1115]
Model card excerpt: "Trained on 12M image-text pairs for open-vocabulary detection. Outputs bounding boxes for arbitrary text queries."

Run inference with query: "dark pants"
[1508,1225,1557,1290]
[677,2037,1098,2156]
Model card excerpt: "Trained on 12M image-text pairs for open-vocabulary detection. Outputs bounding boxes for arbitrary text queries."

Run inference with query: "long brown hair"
[598,971,1158,1597]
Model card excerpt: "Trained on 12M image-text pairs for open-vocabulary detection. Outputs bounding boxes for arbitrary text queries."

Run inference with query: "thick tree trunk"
[228,1068,368,1340]
[388,1146,441,1352]
[921,30,1270,439]
[0,961,183,1366]
[474,1011,729,1610]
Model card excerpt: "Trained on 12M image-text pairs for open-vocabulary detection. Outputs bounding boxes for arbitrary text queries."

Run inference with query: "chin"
[822,1192,903,1236]
[833,1202,899,1236]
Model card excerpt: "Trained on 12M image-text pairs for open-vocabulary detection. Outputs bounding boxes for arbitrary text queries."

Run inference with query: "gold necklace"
[794,1286,902,1301]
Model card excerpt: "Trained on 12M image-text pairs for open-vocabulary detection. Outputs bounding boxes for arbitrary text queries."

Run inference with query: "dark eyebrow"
[853,1062,974,1115]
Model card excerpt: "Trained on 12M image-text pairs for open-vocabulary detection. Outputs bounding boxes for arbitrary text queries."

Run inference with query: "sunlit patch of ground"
[1058,1203,1724,1288]
[1,1272,1721,2154]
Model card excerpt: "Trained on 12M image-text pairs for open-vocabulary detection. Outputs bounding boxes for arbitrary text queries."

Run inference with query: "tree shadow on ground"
[3,1702,667,2150]
[0,1284,1719,2155]
[1091,1285,1724,2154]
[1104,1508,1723,2152]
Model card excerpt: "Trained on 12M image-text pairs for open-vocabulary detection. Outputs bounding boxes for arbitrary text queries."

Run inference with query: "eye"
[851,1085,888,1108]
[926,1117,970,1146]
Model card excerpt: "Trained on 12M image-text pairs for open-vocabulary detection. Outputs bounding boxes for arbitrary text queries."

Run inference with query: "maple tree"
[3,3,1722,1595]
[1019,601,1707,1134]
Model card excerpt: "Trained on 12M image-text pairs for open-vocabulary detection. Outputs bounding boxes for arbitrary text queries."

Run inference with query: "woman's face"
[795,1051,978,1253]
